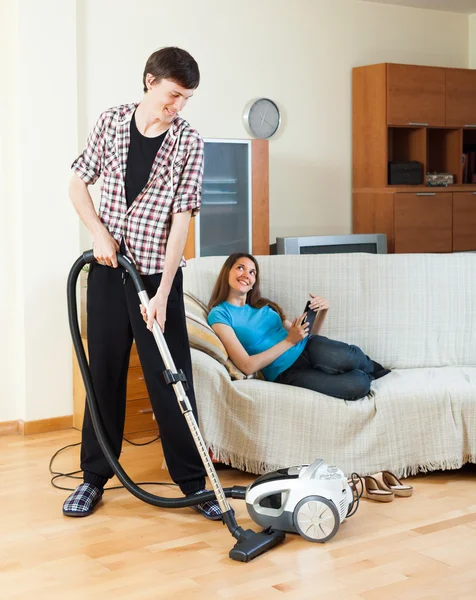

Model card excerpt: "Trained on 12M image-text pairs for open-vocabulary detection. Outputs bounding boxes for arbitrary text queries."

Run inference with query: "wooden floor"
[1,430,475,600]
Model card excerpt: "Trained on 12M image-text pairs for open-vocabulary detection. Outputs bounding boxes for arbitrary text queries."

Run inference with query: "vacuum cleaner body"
[246,459,353,543]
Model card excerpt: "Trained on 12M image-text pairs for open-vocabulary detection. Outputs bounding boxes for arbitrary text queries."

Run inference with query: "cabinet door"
[125,398,158,435]
[453,192,476,251]
[73,341,158,435]
[125,348,158,435]
[198,141,251,257]
[446,69,476,127]
[387,64,446,126]
[394,193,452,253]
[184,139,269,259]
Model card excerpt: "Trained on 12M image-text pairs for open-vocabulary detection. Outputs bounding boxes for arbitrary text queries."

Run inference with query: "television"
[275,234,387,255]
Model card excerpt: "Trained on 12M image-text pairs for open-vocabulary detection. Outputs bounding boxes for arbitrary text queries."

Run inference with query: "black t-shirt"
[125,112,167,208]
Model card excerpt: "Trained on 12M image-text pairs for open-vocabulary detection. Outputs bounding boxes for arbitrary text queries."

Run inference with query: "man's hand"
[93,229,119,267]
[140,289,168,332]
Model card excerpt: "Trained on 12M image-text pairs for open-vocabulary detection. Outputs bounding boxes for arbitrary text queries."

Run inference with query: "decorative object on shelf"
[426,172,454,187]
[243,98,281,139]
[388,161,423,185]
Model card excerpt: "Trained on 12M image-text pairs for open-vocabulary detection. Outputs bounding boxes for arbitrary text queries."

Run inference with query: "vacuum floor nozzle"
[229,527,286,562]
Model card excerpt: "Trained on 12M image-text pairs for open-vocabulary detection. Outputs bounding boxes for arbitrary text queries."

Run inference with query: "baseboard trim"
[0,421,19,436]
[1,415,73,436]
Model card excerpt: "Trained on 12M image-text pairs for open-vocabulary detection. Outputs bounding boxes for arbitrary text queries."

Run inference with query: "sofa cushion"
[184,291,228,364]
[184,292,249,380]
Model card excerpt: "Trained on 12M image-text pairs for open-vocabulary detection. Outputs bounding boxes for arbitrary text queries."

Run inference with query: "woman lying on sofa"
[206,253,390,401]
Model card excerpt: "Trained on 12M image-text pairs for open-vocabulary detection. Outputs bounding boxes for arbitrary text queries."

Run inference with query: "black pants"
[80,262,206,495]
[275,335,375,400]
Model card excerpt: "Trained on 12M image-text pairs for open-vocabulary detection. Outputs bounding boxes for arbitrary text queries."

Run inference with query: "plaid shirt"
[72,103,204,274]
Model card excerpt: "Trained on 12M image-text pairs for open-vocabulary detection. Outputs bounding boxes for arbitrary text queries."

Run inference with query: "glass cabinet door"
[196,140,251,257]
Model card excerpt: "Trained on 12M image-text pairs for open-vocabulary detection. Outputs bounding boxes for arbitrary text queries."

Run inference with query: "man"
[64,47,221,520]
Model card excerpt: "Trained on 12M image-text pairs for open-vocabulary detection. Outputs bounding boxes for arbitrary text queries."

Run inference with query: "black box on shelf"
[388,161,423,185]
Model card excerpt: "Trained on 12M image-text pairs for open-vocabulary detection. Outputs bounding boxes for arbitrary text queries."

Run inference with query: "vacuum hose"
[67,250,246,510]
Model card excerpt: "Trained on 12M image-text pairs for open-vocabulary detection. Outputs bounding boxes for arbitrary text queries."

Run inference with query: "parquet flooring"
[1,429,475,599]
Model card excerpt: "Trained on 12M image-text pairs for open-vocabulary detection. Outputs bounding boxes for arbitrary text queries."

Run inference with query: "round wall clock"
[243,98,281,139]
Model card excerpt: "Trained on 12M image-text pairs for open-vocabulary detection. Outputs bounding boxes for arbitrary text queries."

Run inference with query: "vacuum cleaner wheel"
[292,495,340,543]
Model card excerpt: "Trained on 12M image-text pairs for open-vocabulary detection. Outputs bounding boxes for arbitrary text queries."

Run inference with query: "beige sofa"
[182,253,476,477]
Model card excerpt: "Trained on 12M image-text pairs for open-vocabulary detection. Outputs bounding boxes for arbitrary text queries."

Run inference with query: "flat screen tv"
[275,234,387,255]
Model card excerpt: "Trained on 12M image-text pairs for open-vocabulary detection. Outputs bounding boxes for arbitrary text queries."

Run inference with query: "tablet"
[301,300,318,332]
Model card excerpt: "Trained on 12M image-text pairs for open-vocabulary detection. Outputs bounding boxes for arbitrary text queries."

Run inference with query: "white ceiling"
[362,0,476,14]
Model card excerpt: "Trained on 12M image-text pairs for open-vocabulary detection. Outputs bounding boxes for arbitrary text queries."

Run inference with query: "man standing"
[64,47,221,520]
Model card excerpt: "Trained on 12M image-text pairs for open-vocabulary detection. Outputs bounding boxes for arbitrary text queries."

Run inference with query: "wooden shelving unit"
[353,63,476,253]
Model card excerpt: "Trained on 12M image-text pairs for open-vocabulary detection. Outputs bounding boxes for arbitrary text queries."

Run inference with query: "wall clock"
[243,98,281,139]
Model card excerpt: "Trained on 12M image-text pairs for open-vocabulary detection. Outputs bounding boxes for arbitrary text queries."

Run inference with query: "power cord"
[346,472,363,518]
[49,435,178,492]
[122,435,160,446]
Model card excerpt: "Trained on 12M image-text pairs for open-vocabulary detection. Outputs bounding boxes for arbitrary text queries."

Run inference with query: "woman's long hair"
[208,253,286,321]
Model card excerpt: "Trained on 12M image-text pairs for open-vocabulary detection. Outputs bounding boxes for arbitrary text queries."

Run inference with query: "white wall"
[0,0,22,422]
[0,0,472,423]
[0,0,79,422]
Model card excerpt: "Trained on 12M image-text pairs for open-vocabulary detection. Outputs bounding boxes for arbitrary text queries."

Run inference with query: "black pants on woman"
[80,262,206,494]
[275,335,377,400]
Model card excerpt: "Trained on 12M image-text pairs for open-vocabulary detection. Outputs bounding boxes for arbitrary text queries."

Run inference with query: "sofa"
[182,253,476,478]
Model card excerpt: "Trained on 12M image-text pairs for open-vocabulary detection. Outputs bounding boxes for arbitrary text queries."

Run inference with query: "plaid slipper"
[62,483,103,517]
[188,489,232,521]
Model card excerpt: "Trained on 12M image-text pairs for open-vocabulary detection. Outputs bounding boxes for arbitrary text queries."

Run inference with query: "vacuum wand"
[68,251,285,561]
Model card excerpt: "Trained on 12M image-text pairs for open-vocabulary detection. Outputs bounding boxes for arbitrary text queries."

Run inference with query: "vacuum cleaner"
[67,251,360,561]
[246,461,356,542]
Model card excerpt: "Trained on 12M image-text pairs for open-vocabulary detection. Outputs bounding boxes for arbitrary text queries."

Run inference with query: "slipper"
[373,471,413,497]
[188,489,234,521]
[352,475,394,502]
[63,483,103,517]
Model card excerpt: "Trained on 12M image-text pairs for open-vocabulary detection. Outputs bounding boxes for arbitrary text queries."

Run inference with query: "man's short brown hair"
[143,47,200,92]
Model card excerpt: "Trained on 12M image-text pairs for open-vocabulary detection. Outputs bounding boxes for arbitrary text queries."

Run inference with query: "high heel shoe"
[373,471,413,497]
[350,475,394,502]
[363,475,394,502]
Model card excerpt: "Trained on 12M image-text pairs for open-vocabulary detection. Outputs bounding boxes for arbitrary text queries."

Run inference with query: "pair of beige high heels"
[352,471,413,502]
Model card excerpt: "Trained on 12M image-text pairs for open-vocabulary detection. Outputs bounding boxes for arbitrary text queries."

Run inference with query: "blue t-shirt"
[208,302,306,382]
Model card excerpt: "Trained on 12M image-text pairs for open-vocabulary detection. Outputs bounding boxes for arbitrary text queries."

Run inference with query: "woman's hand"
[309,293,329,311]
[286,314,309,345]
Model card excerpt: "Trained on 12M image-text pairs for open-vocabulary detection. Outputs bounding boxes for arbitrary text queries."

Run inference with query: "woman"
[207,253,390,401]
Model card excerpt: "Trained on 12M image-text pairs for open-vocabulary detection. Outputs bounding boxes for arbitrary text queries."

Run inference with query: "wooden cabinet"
[446,68,476,127]
[387,64,446,126]
[353,62,476,253]
[394,192,452,253]
[354,189,476,254]
[184,138,269,259]
[453,191,476,251]
[73,336,158,437]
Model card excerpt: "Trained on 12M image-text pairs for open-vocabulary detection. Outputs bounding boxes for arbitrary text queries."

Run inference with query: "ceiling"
[362,0,476,14]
